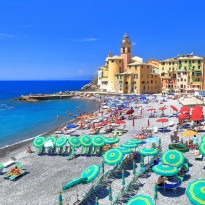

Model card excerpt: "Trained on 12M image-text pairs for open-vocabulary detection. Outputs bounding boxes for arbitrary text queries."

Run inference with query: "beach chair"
[2,156,16,168]
[92,147,97,155]
[67,148,75,160]
[9,169,27,181]
[157,181,182,193]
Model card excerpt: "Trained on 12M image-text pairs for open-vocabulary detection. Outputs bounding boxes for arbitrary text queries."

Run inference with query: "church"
[98,34,161,94]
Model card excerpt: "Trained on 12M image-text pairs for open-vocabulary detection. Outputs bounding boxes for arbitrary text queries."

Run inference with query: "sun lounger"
[168,121,175,127]
[67,148,75,160]
[3,159,15,168]
[92,147,97,155]
[195,154,203,160]
[157,181,182,193]
[9,169,26,181]
[81,146,87,156]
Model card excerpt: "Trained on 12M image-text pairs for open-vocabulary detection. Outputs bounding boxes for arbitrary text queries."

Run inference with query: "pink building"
[162,77,176,91]
[176,71,189,92]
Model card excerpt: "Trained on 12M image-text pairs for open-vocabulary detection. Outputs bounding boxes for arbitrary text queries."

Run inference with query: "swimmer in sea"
[76,107,78,109]
[69,113,71,116]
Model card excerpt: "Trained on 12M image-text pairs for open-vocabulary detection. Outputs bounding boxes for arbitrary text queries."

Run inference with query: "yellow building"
[98,34,161,94]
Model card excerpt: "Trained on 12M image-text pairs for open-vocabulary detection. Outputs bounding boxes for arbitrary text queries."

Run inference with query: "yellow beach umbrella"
[181,130,197,137]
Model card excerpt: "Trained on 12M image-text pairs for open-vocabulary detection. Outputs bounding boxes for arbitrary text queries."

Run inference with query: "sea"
[0,81,99,148]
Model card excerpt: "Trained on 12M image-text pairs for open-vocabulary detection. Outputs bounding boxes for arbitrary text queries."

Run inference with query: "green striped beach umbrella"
[169,143,189,153]
[122,169,125,186]
[121,142,138,149]
[80,135,92,147]
[116,147,133,154]
[126,194,154,205]
[201,135,205,143]
[95,197,99,205]
[32,136,46,148]
[154,183,158,203]
[81,164,100,183]
[152,164,178,177]
[128,139,143,144]
[199,143,205,156]
[140,155,144,168]
[105,138,119,144]
[103,149,124,165]
[108,184,113,201]
[46,136,57,144]
[92,135,105,147]
[58,192,63,205]
[139,147,159,156]
[62,177,87,190]
[161,150,184,167]
[102,161,104,174]
[68,136,81,148]
[186,178,205,205]
[55,136,67,148]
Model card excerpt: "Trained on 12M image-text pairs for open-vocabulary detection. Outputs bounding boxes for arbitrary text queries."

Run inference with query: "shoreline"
[0,98,100,159]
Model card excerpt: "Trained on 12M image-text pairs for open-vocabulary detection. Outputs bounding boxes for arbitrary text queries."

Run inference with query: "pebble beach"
[1,95,205,205]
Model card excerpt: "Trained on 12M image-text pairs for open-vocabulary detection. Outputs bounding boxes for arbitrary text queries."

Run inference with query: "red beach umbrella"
[191,117,202,121]
[147,108,156,111]
[177,114,189,119]
[126,110,134,115]
[156,118,168,123]
[115,120,126,124]
[159,107,167,111]
[170,105,178,112]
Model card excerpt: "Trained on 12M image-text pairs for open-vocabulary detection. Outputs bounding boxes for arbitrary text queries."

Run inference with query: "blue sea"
[0,81,98,148]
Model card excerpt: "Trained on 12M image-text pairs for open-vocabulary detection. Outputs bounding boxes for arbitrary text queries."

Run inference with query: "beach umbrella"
[68,136,81,148]
[126,110,134,115]
[147,108,156,112]
[103,149,124,165]
[152,164,178,177]
[95,197,99,205]
[45,136,57,144]
[201,135,205,143]
[156,118,168,123]
[177,114,189,119]
[115,120,126,124]
[92,135,105,147]
[158,107,166,111]
[161,150,184,167]
[122,169,125,186]
[101,121,112,125]
[133,160,136,175]
[108,184,113,201]
[81,164,101,183]
[181,130,197,137]
[154,183,158,204]
[116,147,133,154]
[199,143,205,156]
[139,147,159,156]
[58,192,63,205]
[55,136,67,148]
[126,194,154,205]
[105,138,120,144]
[102,160,104,174]
[80,135,92,147]
[32,136,46,148]
[128,139,143,144]
[186,178,205,205]
[140,155,144,168]
[170,105,178,112]
[62,177,87,190]
[121,142,138,149]
[169,143,189,153]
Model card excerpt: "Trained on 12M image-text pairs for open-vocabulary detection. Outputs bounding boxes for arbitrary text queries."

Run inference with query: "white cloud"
[0,33,14,39]
[78,69,83,74]
[66,38,97,42]
[132,42,136,45]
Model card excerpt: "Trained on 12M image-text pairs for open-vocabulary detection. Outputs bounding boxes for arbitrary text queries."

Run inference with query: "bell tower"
[120,33,132,72]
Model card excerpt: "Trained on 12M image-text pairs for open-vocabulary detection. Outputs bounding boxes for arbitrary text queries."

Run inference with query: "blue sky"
[1,0,205,80]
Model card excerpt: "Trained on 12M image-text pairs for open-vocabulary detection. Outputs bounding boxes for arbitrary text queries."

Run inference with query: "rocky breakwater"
[14,96,39,102]
[80,76,99,91]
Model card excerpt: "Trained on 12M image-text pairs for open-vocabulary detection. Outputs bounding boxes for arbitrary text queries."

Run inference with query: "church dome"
[122,33,131,44]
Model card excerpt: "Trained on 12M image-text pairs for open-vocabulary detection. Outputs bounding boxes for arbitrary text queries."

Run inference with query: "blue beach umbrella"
[66,124,77,129]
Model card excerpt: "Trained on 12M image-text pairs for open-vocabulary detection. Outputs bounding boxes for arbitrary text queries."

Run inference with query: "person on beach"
[26,146,32,153]
[8,167,16,175]
[156,176,167,186]
[193,135,198,150]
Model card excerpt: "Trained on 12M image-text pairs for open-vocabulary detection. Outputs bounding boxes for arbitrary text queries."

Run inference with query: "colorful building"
[98,34,161,94]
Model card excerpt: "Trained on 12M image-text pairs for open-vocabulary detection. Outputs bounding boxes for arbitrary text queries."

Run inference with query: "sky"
[0,0,205,80]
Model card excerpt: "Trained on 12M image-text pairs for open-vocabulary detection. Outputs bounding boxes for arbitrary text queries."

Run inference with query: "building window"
[125,82,128,84]
[129,66,131,68]
[198,60,201,64]
[142,65,143,68]
[172,68,174,71]
[134,74,138,79]
[169,68,171,70]
[126,87,127,89]
[184,79,186,81]
[198,66,201,69]
[120,75,122,79]
[128,48,130,53]
[169,62,171,65]
[125,75,129,79]
[135,65,137,68]
[172,62,174,65]
[123,48,125,53]
[162,67,164,71]
[185,60,187,63]
[119,60,121,63]
[147,65,149,68]
[111,60,114,63]
[192,60,195,63]
[179,60,181,64]
[116,75,119,79]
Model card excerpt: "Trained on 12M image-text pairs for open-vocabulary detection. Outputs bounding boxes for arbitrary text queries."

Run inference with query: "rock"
[80,76,99,91]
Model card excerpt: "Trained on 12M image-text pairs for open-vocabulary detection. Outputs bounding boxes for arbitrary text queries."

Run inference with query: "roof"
[178,55,203,60]
[160,58,178,62]
[128,62,145,66]
[115,72,133,75]
[106,55,122,61]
